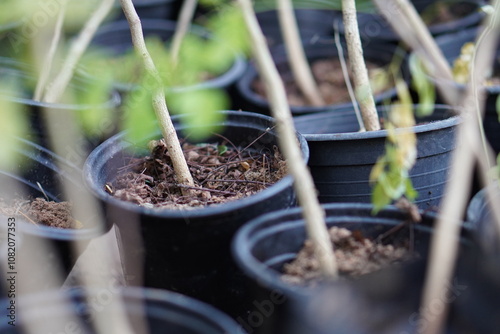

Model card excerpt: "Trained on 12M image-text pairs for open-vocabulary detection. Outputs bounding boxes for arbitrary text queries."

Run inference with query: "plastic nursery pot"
[0,57,121,153]
[0,286,242,333]
[83,110,309,319]
[234,38,400,116]
[255,9,341,47]
[429,26,500,154]
[112,0,181,21]
[231,202,472,334]
[0,138,112,294]
[292,104,460,209]
[466,183,500,253]
[339,0,486,46]
[88,19,247,97]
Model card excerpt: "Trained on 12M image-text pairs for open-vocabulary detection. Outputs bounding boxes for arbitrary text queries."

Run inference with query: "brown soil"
[252,58,388,107]
[109,138,287,210]
[0,198,82,229]
[281,226,411,286]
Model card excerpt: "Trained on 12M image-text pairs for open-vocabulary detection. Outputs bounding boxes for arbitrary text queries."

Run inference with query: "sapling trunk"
[370,1,500,333]
[237,0,338,278]
[342,0,380,131]
[33,0,67,101]
[42,0,115,103]
[373,0,459,106]
[277,0,325,106]
[120,0,195,195]
[170,0,198,66]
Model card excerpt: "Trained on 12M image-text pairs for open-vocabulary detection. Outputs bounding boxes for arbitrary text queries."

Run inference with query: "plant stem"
[420,3,500,333]
[33,0,67,101]
[120,0,195,194]
[277,0,324,106]
[237,0,338,278]
[372,0,459,105]
[170,0,198,66]
[333,22,365,132]
[341,0,380,131]
[42,0,115,104]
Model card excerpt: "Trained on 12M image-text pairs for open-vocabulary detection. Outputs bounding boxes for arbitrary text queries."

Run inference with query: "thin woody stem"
[238,0,338,278]
[42,0,115,103]
[120,0,195,194]
[277,0,325,106]
[33,0,67,101]
[342,0,380,131]
[170,0,198,66]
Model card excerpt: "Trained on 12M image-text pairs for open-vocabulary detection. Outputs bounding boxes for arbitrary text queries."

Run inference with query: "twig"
[372,0,459,106]
[120,0,195,196]
[342,0,380,131]
[237,0,338,279]
[417,2,500,333]
[42,0,115,103]
[33,0,68,101]
[170,0,198,66]
[333,21,365,132]
[277,0,324,106]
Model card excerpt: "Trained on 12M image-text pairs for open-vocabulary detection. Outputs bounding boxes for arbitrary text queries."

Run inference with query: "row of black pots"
[112,0,182,21]
[0,137,112,295]
[0,286,242,333]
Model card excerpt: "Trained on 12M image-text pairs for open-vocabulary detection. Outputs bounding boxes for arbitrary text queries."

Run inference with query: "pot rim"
[2,286,241,332]
[296,104,460,141]
[231,202,439,297]
[1,137,109,241]
[83,110,309,219]
[0,57,121,110]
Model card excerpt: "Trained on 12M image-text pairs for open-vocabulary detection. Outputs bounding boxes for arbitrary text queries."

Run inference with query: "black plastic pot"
[255,9,341,47]
[0,57,121,154]
[112,0,181,21]
[0,138,112,294]
[234,38,400,116]
[339,0,486,46]
[428,26,500,154]
[293,104,460,209]
[88,19,247,100]
[83,110,309,318]
[466,183,500,253]
[0,286,242,333]
[231,202,472,334]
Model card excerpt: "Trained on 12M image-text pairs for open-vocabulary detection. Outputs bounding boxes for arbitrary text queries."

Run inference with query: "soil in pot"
[0,197,82,229]
[108,137,286,209]
[282,225,412,285]
[252,58,390,108]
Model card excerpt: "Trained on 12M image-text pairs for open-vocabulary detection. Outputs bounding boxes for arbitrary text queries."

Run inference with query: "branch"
[237,0,338,278]
[277,0,325,106]
[42,0,115,103]
[33,0,68,101]
[170,0,198,66]
[417,1,500,333]
[342,0,380,131]
[120,0,195,194]
[372,0,459,106]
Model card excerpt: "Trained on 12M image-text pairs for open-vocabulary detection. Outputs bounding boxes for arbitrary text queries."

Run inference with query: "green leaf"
[371,182,391,214]
[405,177,418,201]
[122,85,158,147]
[409,55,435,117]
[217,144,228,155]
[167,88,229,141]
